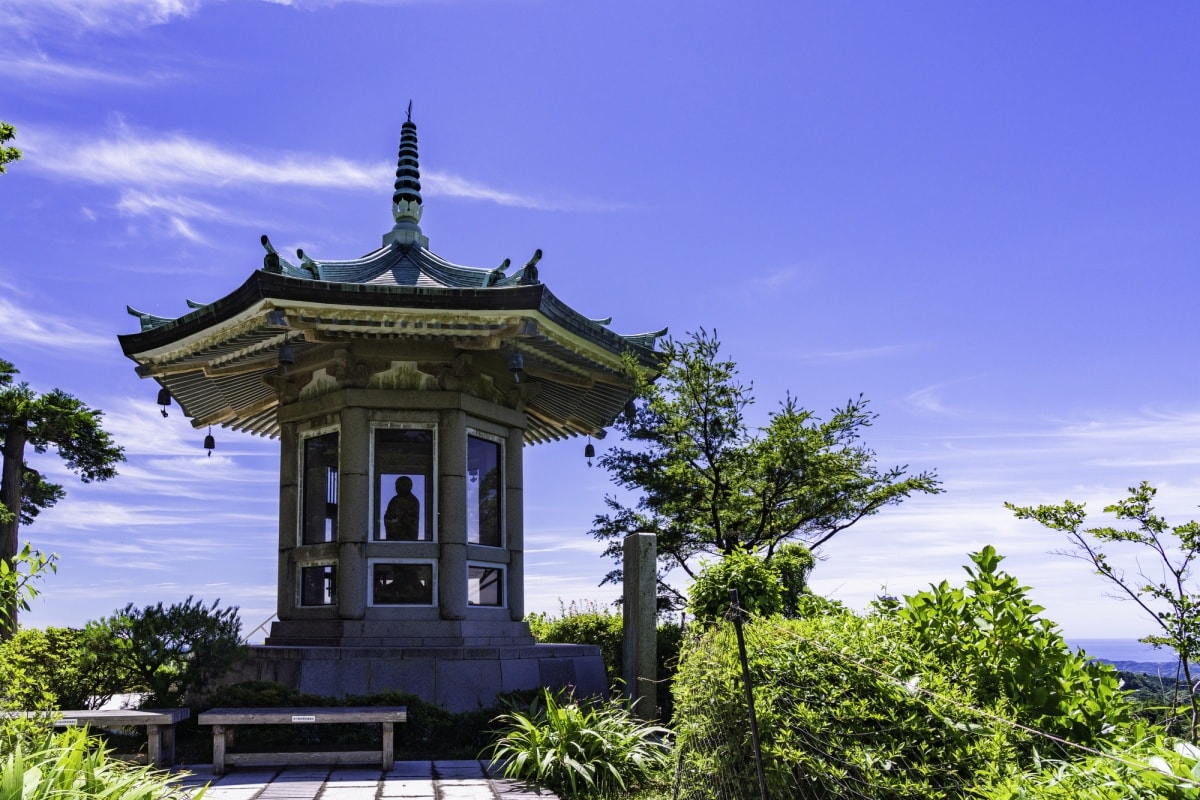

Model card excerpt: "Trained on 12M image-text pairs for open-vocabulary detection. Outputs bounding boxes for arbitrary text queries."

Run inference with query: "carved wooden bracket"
[504,381,542,411]
[329,348,375,388]
[265,371,314,403]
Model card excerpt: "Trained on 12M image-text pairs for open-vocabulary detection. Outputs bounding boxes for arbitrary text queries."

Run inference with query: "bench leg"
[381,722,393,771]
[146,724,168,766]
[212,725,227,776]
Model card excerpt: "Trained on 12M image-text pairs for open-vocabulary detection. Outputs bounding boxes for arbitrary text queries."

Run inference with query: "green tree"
[88,596,243,706]
[0,122,19,174]
[591,329,941,608]
[1009,482,1200,742]
[0,359,124,637]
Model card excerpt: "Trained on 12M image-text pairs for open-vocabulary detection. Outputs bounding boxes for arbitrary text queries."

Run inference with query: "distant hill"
[1098,659,1188,677]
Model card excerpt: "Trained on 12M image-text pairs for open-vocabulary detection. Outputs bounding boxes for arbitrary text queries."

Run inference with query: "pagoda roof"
[120,114,664,444]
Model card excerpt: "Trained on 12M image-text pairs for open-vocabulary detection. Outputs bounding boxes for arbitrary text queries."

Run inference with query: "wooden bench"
[197,707,407,775]
[3,708,190,767]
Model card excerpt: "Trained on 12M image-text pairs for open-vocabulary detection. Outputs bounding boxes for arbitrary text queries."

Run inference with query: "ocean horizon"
[1068,638,1177,663]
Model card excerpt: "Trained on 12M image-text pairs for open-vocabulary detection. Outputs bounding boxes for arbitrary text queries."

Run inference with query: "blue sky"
[2,1,1198,641]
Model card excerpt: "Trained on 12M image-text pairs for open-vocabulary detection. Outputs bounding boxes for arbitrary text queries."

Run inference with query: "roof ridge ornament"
[384,102,429,249]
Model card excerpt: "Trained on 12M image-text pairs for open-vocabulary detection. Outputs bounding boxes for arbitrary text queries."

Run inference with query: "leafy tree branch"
[591,329,941,608]
[0,358,123,637]
[1008,481,1200,742]
[0,122,20,174]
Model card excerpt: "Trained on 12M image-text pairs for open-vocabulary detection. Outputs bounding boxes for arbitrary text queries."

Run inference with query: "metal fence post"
[730,588,769,800]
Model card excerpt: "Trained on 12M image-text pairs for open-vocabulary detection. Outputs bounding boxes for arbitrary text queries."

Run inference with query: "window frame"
[370,422,439,543]
[466,561,506,608]
[367,558,439,607]
[298,426,340,547]
[466,428,505,549]
[297,560,337,607]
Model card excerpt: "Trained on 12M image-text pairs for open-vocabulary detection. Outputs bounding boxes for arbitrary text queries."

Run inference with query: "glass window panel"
[300,564,336,606]
[468,565,503,607]
[302,432,338,544]
[467,435,501,547]
[375,429,434,541]
[372,562,434,605]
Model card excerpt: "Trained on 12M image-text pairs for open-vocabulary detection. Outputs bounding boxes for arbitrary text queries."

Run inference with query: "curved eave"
[120,270,661,444]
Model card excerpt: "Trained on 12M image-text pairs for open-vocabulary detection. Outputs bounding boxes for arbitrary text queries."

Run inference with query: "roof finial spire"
[385,104,429,248]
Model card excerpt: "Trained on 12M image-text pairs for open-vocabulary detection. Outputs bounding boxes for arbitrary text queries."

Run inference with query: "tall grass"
[486,689,671,799]
[0,727,199,800]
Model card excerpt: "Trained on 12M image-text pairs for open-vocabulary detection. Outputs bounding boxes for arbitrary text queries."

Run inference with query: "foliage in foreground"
[673,610,1021,800]
[895,545,1132,748]
[673,547,1137,799]
[486,688,671,799]
[0,726,195,800]
[984,728,1200,799]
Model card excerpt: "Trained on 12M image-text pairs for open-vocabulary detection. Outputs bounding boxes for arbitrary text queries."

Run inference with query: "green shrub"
[771,542,815,617]
[527,601,624,685]
[486,688,671,799]
[896,546,1132,748]
[88,596,243,707]
[687,547,783,622]
[0,726,194,800]
[0,628,127,710]
[982,726,1200,799]
[672,612,1019,799]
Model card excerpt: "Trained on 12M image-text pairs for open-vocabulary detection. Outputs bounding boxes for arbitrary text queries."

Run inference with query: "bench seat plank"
[198,707,406,724]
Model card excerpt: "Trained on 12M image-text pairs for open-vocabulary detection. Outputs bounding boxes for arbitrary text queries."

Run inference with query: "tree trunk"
[0,426,26,640]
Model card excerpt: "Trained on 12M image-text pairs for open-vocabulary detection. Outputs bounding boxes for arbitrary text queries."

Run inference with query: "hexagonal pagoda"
[118,115,664,710]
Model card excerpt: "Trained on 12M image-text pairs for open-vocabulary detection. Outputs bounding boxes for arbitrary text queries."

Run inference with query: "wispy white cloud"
[117,190,237,222]
[0,0,205,35]
[263,0,495,7]
[906,383,953,415]
[0,285,115,352]
[0,55,173,86]
[795,343,914,364]
[25,123,621,212]
[425,169,632,212]
[26,124,388,191]
[749,266,807,293]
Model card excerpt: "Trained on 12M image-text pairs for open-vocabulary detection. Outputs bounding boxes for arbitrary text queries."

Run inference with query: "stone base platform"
[227,644,607,712]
